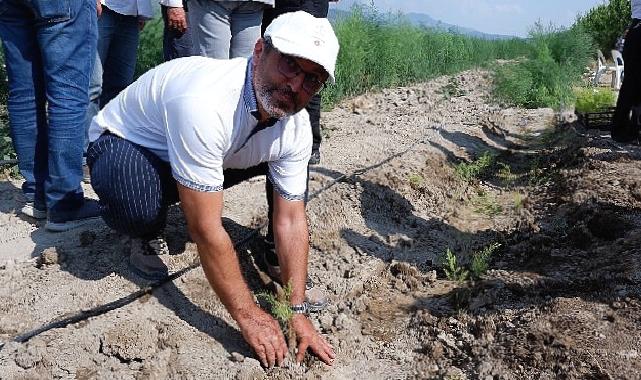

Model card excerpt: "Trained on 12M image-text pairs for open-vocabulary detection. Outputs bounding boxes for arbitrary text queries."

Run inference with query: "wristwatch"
[290,302,308,315]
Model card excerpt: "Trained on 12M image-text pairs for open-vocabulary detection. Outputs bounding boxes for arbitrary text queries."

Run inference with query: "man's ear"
[253,38,265,61]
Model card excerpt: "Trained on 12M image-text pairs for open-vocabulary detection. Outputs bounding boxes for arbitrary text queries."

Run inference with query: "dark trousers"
[87,133,308,239]
[161,4,194,62]
[262,0,328,152]
[613,19,641,141]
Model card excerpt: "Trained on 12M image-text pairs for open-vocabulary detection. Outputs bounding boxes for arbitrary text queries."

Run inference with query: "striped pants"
[87,133,289,238]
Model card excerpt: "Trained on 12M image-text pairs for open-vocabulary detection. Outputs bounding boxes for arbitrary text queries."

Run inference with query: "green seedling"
[513,192,524,212]
[442,248,468,283]
[439,77,467,99]
[408,173,424,189]
[455,151,495,182]
[497,162,518,186]
[472,190,503,216]
[470,242,501,279]
[257,282,296,354]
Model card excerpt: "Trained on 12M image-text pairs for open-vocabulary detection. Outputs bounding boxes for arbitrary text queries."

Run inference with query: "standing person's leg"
[307,93,322,164]
[0,3,48,217]
[161,4,194,61]
[228,1,264,58]
[613,20,641,142]
[35,0,101,230]
[99,9,140,107]
[188,0,233,59]
[84,8,113,173]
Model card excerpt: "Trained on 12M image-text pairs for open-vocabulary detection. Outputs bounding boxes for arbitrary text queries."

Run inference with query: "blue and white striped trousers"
[87,133,308,238]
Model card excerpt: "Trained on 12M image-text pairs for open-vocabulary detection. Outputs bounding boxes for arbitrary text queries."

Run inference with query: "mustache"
[269,86,296,101]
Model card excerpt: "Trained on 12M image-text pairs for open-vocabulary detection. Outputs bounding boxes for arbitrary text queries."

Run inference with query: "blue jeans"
[85,6,139,153]
[188,0,265,59]
[0,0,97,215]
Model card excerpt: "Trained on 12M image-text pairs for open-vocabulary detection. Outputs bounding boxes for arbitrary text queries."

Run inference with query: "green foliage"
[470,242,501,280]
[135,18,164,79]
[438,77,466,99]
[512,192,524,212]
[322,7,530,108]
[257,282,294,324]
[408,173,424,189]
[442,248,469,282]
[497,162,518,186]
[472,190,503,216]
[455,151,495,181]
[574,87,617,113]
[576,0,630,53]
[493,24,594,109]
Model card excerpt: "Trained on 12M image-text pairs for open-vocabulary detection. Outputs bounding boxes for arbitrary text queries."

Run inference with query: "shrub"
[470,242,501,279]
[455,151,495,181]
[135,18,164,78]
[576,0,630,53]
[442,248,469,282]
[493,24,594,109]
[322,6,529,108]
[574,87,617,113]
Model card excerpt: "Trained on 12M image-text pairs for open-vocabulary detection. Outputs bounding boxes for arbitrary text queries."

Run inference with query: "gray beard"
[255,82,296,119]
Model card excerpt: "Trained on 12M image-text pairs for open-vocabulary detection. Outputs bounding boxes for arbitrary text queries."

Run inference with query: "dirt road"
[1,69,640,379]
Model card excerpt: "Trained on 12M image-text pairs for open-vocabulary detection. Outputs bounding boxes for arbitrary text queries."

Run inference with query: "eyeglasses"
[274,51,326,95]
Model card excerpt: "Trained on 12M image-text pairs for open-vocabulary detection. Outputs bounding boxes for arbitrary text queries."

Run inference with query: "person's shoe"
[82,164,91,184]
[263,239,329,311]
[45,199,102,232]
[20,202,47,220]
[309,150,321,165]
[129,237,170,280]
[128,237,169,280]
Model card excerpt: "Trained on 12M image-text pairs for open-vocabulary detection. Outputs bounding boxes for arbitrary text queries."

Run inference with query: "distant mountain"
[328,8,517,41]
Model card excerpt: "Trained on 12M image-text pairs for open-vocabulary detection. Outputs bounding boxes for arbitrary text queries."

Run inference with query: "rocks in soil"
[100,321,158,361]
[37,247,59,267]
[230,352,245,362]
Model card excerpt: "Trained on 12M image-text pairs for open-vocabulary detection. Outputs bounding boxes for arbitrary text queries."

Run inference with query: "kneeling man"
[87,11,338,367]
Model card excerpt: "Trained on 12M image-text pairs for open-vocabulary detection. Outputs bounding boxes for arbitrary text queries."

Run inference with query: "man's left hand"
[291,314,336,365]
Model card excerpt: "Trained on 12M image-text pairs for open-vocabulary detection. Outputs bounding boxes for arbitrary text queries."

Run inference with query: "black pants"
[262,0,329,152]
[87,133,308,239]
[161,4,194,62]
[612,19,641,141]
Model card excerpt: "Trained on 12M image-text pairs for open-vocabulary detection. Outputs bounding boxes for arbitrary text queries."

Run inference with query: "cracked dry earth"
[1,69,641,379]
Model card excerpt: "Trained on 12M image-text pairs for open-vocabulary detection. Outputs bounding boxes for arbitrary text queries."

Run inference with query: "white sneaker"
[20,202,47,220]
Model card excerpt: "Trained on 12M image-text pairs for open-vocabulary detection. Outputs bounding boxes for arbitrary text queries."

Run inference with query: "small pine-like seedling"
[470,242,501,280]
[513,192,524,212]
[472,190,503,216]
[497,162,518,186]
[257,282,296,354]
[455,151,495,182]
[408,173,424,189]
[442,248,469,282]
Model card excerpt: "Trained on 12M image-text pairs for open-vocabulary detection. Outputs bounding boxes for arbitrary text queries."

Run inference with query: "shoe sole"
[20,205,47,220]
[45,217,101,232]
[128,261,169,281]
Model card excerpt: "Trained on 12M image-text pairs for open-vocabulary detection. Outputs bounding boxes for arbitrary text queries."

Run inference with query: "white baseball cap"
[264,11,340,84]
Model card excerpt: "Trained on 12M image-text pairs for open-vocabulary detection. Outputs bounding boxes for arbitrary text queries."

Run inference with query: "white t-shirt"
[89,56,312,201]
[633,0,641,20]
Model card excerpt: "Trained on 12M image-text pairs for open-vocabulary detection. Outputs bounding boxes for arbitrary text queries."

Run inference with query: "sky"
[332,0,607,37]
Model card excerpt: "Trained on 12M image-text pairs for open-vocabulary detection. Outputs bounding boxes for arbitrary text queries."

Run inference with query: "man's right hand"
[166,7,188,33]
[236,307,288,368]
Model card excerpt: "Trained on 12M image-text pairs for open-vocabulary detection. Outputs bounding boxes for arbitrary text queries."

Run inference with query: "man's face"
[253,39,329,119]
